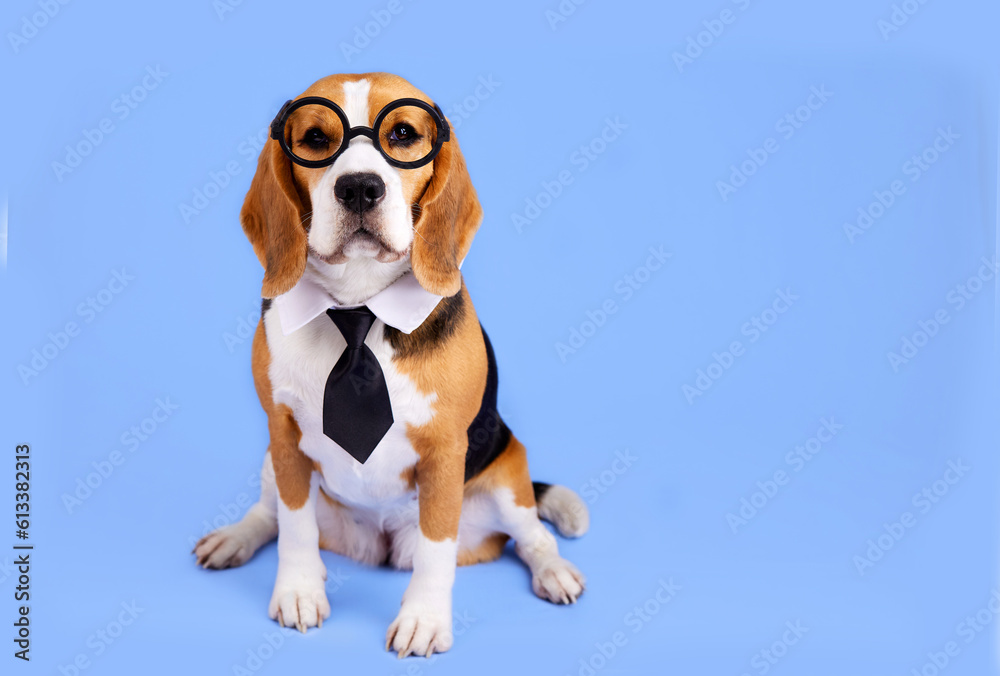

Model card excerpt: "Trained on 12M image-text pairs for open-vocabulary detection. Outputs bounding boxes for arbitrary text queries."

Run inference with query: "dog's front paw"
[268,570,330,633]
[386,604,453,658]
[533,558,585,604]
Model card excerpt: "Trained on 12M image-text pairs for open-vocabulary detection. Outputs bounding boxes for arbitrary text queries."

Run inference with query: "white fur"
[387,536,458,657]
[306,255,410,307]
[342,79,370,130]
[268,471,330,632]
[488,487,585,605]
[537,484,590,538]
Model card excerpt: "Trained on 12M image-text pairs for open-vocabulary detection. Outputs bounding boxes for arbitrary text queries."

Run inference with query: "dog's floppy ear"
[411,129,483,297]
[241,138,309,299]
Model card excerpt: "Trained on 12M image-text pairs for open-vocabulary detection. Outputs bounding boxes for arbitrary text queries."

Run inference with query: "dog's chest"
[264,310,434,510]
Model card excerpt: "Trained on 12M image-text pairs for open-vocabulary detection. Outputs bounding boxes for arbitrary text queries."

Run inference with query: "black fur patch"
[383,289,465,358]
[260,297,273,315]
[532,481,553,503]
[464,328,510,482]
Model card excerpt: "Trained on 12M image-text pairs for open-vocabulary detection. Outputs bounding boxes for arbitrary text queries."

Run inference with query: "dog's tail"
[532,482,589,538]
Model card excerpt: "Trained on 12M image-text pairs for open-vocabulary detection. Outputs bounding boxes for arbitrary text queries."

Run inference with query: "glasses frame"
[269,96,451,170]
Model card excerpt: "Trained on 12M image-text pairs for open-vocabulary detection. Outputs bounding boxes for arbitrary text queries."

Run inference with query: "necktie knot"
[326,307,377,349]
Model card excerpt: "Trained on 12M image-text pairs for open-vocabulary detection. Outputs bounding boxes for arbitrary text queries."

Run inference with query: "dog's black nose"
[334,173,386,213]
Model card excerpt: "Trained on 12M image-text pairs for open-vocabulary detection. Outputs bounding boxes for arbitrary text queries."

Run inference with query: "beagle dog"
[194,72,588,658]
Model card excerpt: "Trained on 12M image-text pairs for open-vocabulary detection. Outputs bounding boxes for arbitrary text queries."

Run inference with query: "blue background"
[2,0,999,674]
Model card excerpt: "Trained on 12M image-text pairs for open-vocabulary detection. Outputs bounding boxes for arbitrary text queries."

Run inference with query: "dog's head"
[241,72,482,299]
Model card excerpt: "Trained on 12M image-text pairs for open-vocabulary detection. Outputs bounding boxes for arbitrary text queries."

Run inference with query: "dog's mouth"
[312,223,408,265]
[344,225,406,260]
[348,228,385,249]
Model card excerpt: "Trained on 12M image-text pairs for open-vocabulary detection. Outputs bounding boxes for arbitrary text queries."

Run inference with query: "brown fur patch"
[399,465,416,491]
[406,122,481,298]
[269,408,315,510]
[395,285,487,541]
[252,320,315,510]
[241,134,309,299]
[251,320,274,411]
[457,533,509,566]
[464,432,536,509]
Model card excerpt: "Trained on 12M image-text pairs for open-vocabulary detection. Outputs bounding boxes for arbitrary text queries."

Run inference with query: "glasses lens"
[283,103,345,164]
[377,105,439,165]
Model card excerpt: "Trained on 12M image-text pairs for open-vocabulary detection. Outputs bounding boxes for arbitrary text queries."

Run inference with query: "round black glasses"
[269,96,450,170]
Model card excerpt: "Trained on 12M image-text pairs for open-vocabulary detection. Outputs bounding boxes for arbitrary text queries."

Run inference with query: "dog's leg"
[386,438,464,658]
[500,490,586,604]
[487,436,586,604]
[194,451,279,569]
[266,403,330,633]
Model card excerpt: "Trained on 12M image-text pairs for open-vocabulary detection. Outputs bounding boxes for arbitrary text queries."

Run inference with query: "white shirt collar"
[273,267,444,336]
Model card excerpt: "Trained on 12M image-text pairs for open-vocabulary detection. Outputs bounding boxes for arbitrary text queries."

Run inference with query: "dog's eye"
[388,123,419,145]
[301,127,329,149]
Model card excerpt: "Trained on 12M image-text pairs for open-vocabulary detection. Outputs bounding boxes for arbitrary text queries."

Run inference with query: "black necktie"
[323,307,394,463]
